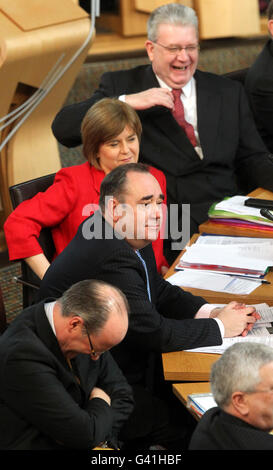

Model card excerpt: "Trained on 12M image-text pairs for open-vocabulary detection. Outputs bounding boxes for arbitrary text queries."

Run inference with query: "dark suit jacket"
[52,65,273,226]
[189,406,273,450]
[245,39,273,153]
[0,301,134,450]
[38,211,222,386]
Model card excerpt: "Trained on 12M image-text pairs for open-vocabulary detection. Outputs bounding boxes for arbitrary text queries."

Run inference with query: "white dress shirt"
[120,76,204,159]
[44,301,56,335]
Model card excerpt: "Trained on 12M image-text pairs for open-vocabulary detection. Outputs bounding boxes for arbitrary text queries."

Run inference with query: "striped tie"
[171,88,197,147]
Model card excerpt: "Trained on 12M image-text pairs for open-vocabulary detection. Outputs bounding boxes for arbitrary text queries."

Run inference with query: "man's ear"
[104,195,115,220]
[67,316,84,333]
[145,40,155,62]
[106,196,124,224]
[231,391,250,417]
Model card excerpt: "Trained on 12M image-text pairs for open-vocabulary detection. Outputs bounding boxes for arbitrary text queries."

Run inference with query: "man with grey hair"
[0,279,134,450]
[189,342,273,449]
[245,0,273,153]
[51,3,273,264]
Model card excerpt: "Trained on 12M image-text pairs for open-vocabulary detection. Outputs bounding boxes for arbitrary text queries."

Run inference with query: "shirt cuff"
[195,303,217,318]
[195,303,225,339]
[119,95,126,102]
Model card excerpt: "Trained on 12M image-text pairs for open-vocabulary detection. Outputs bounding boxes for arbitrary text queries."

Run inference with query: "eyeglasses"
[248,388,273,395]
[84,325,98,358]
[155,41,200,55]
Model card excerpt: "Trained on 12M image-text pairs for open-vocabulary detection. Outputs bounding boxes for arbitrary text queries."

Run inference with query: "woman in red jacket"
[4,98,168,279]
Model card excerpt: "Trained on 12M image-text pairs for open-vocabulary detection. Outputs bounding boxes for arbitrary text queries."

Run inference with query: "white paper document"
[181,243,273,271]
[166,269,261,294]
[186,303,273,354]
[186,335,273,355]
[188,394,217,414]
[196,234,273,247]
[214,196,270,219]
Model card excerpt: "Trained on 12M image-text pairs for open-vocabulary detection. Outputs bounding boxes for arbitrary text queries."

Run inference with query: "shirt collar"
[155,74,194,98]
[44,301,57,335]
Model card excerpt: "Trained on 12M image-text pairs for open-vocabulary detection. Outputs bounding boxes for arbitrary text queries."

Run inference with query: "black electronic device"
[260,208,273,222]
[244,198,273,210]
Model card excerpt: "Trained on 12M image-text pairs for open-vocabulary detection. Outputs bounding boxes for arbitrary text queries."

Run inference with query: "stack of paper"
[187,393,217,417]
[167,269,262,295]
[168,235,273,294]
[208,195,273,230]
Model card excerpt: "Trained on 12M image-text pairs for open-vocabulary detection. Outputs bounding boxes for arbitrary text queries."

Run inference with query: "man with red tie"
[52,3,273,264]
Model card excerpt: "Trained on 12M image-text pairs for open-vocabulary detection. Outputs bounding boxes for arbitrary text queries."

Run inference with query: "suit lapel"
[195,70,222,160]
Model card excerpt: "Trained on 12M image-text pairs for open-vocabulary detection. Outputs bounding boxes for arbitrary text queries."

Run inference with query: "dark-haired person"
[38,163,259,450]
[51,3,273,264]
[4,98,168,278]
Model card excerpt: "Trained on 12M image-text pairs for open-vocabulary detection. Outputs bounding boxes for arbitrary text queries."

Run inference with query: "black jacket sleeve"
[94,247,222,353]
[95,352,134,441]
[51,71,117,147]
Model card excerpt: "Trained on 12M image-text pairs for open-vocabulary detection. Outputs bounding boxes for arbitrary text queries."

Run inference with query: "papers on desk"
[167,269,261,294]
[187,393,217,417]
[179,237,273,272]
[208,195,273,228]
[168,234,273,294]
[187,335,273,355]
[186,303,273,354]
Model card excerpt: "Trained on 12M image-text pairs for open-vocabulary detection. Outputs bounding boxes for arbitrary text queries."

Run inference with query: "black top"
[0,300,134,450]
[189,406,273,450]
[39,211,222,385]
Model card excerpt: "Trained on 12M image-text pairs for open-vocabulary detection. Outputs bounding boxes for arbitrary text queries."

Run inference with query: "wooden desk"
[162,350,219,382]
[172,382,212,420]
[199,188,273,238]
[163,197,273,382]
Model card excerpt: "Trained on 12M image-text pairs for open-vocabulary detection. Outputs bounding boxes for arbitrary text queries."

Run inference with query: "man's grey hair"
[211,342,273,408]
[58,279,129,334]
[147,3,199,42]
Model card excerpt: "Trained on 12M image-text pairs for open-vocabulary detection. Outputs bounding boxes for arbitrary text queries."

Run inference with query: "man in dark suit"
[0,279,134,450]
[39,163,259,448]
[189,342,273,450]
[51,3,273,263]
[245,0,273,153]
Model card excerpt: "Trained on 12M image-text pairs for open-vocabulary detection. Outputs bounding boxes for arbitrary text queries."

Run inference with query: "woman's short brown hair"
[81,98,142,168]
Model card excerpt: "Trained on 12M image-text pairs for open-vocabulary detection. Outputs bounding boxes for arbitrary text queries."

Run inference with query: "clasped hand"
[210,301,260,338]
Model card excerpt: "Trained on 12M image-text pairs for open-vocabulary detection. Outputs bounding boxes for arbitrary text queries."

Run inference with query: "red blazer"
[4,162,168,272]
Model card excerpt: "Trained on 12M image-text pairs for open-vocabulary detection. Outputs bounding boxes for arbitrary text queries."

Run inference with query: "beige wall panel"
[195,0,260,39]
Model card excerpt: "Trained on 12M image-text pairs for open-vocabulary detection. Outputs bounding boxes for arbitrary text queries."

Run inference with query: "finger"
[234,302,245,309]
[236,306,257,315]
[252,312,261,321]
[227,301,238,308]
[245,315,257,324]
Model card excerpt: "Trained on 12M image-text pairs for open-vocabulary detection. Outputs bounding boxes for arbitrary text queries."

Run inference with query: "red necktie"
[171,89,197,147]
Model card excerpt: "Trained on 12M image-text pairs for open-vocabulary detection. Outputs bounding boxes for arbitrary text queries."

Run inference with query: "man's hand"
[89,387,111,406]
[210,301,260,337]
[125,88,174,110]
